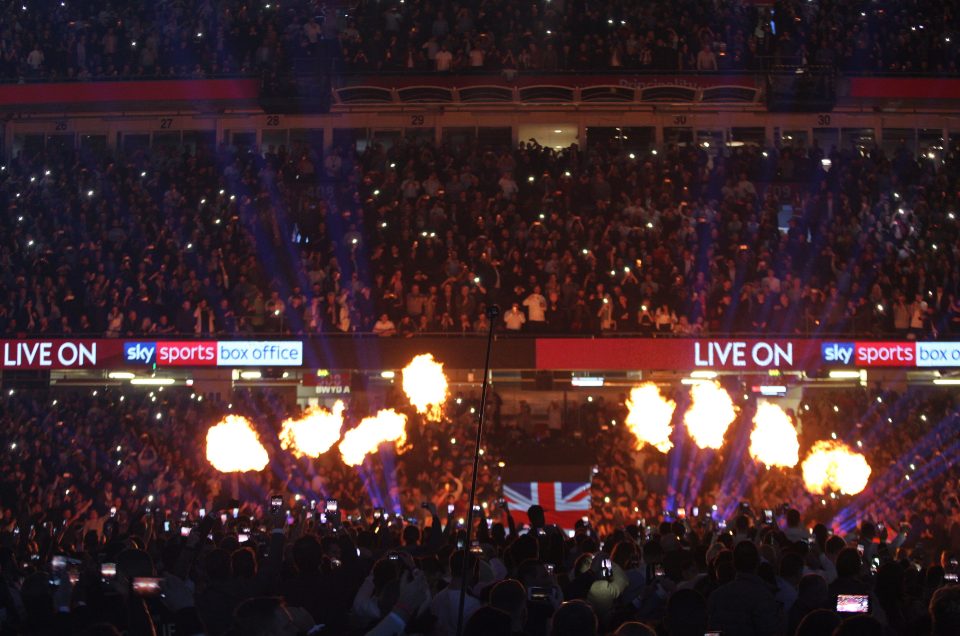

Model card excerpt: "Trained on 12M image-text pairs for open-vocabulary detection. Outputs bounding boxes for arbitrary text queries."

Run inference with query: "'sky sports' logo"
[123,342,156,364]
[821,342,854,365]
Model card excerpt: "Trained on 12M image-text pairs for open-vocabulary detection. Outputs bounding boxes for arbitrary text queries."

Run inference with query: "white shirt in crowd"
[523,292,547,322]
[435,49,453,71]
[503,306,526,330]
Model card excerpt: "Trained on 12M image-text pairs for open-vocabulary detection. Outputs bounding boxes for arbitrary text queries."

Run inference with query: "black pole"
[455,304,499,636]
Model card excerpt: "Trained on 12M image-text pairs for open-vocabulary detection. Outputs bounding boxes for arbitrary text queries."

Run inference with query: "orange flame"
[205,415,270,472]
[749,402,799,468]
[683,381,736,450]
[279,401,345,458]
[801,440,871,495]
[401,353,449,421]
[625,383,676,453]
[338,409,408,466]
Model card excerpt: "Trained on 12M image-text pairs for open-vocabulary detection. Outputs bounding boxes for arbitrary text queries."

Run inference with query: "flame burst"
[625,383,677,453]
[402,354,449,421]
[339,409,409,466]
[684,382,736,450]
[205,415,270,472]
[280,401,345,458]
[801,440,871,495]
[749,402,799,468]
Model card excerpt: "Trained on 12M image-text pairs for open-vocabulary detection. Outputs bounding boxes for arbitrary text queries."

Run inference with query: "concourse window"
[46,133,75,156]
[476,127,512,150]
[79,134,108,162]
[731,127,765,148]
[370,129,401,151]
[261,129,287,155]
[289,129,324,160]
[696,130,725,156]
[229,131,257,152]
[918,129,944,164]
[442,126,514,151]
[663,126,694,148]
[12,133,44,158]
[152,130,182,154]
[812,127,838,153]
[405,127,435,146]
[881,128,915,158]
[332,128,368,153]
[585,127,655,152]
[442,127,476,148]
[121,133,150,155]
[517,124,578,150]
[779,130,808,148]
[183,130,216,156]
[840,128,875,156]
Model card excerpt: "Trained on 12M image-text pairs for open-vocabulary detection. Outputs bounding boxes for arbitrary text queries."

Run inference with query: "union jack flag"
[503,481,591,529]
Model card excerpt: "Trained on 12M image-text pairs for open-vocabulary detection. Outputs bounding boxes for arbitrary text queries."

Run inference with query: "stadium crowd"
[4,0,960,634]
[0,384,959,634]
[2,0,960,81]
[3,127,960,339]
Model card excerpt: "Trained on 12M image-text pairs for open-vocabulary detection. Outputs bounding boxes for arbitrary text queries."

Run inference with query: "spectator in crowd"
[373,313,398,337]
[523,286,547,332]
[696,44,717,71]
[707,541,783,635]
[435,44,454,72]
[503,303,526,331]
